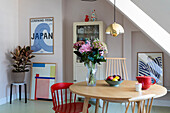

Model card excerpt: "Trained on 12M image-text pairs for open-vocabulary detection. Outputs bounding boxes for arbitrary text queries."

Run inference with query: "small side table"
[10,83,27,104]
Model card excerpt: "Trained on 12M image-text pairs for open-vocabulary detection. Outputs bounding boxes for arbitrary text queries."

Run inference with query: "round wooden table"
[69,80,167,113]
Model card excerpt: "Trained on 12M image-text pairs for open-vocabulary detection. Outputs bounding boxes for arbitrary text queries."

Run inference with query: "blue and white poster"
[30,17,54,54]
[137,52,164,85]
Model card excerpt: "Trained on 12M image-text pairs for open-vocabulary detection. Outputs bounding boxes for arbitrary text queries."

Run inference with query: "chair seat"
[53,102,91,113]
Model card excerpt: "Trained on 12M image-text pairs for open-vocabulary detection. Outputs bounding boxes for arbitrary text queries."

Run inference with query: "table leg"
[95,99,99,113]
[82,97,90,113]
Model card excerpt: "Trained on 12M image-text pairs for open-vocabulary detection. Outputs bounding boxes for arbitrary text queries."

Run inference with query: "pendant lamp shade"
[106,22,124,37]
[106,0,124,37]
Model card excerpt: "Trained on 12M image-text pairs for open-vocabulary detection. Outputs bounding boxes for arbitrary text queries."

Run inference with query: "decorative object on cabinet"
[30,17,54,54]
[73,39,107,86]
[91,9,97,21]
[73,21,105,84]
[85,15,89,22]
[137,52,164,86]
[30,62,56,100]
[106,0,124,37]
[10,46,35,83]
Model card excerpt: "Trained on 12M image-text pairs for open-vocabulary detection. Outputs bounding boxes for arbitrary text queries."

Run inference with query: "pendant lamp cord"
[114,0,116,22]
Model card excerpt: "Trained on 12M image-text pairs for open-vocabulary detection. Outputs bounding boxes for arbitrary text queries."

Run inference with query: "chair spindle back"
[105,58,128,80]
[51,83,76,109]
[125,94,155,113]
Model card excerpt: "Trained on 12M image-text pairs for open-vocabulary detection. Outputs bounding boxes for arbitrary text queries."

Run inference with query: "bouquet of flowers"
[73,39,107,65]
[73,39,107,86]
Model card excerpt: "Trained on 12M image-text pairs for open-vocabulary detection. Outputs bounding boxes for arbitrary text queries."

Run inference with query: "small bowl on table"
[105,79,124,87]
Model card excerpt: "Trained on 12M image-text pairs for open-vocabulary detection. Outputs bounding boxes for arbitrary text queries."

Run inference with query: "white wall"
[63,0,124,81]
[18,0,64,88]
[0,0,19,104]
[123,17,138,80]
[131,0,170,33]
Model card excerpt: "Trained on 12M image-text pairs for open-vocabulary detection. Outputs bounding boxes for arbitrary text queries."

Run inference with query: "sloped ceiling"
[108,0,170,55]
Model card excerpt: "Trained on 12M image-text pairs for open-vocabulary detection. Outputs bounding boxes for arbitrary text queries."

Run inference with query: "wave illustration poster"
[30,17,54,54]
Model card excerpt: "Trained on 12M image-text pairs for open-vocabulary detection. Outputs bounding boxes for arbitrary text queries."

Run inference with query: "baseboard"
[153,99,170,107]
[0,93,29,105]
[121,99,170,107]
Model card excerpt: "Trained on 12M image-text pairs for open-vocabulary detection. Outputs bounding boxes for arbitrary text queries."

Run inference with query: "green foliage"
[74,48,106,66]
[73,40,107,66]
[11,46,35,72]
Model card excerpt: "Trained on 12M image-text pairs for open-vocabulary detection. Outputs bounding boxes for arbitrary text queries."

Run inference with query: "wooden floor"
[0,100,170,113]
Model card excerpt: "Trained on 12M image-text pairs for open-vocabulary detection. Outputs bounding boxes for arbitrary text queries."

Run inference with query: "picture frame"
[137,52,164,86]
[30,17,54,54]
[30,62,56,100]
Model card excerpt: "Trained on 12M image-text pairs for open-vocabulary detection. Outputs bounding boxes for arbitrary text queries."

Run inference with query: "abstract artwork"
[137,52,164,85]
[30,63,56,100]
[30,17,54,54]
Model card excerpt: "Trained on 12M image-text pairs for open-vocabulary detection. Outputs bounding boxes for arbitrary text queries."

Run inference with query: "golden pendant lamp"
[106,0,124,37]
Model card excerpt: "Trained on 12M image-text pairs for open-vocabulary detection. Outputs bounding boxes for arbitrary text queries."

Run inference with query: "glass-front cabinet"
[76,25,99,41]
[73,21,105,83]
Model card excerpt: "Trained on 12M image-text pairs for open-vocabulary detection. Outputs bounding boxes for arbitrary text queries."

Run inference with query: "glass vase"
[86,62,97,86]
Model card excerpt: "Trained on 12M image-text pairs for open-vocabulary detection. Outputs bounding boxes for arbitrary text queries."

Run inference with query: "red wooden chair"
[51,83,91,113]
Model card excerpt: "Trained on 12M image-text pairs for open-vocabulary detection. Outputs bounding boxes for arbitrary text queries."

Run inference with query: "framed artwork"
[137,52,164,85]
[30,17,54,54]
[30,62,56,100]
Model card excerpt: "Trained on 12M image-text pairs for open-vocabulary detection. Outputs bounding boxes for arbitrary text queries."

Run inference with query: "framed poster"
[137,52,164,85]
[30,62,56,100]
[30,17,54,54]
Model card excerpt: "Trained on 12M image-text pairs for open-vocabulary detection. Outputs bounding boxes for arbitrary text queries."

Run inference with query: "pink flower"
[73,41,85,49]
[99,51,104,56]
[79,42,91,53]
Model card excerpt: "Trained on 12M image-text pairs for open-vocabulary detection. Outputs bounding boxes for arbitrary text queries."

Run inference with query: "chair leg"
[102,100,106,113]
[105,101,109,113]
[25,84,27,103]
[10,84,13,104]
[19,85,21,100]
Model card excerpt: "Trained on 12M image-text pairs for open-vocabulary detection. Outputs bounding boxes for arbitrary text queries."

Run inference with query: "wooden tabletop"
[69,80,167,101]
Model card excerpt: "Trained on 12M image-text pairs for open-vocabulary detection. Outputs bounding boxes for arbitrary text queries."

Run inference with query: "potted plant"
[10,46,35,83]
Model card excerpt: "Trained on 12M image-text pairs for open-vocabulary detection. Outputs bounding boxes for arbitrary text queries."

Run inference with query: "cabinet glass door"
[76,25,99,42]
[76,25,99,63]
